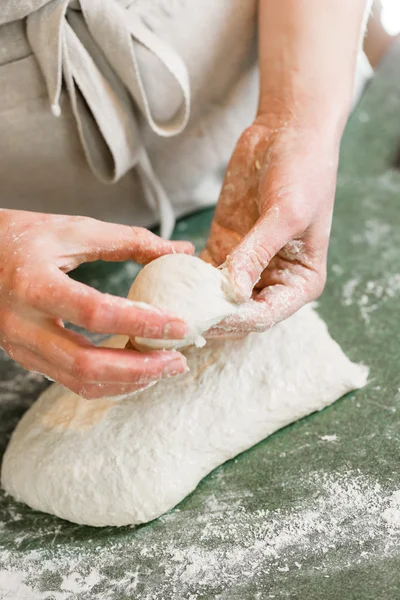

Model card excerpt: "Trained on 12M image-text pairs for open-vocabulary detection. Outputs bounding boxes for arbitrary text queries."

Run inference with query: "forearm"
[258,0,370,135]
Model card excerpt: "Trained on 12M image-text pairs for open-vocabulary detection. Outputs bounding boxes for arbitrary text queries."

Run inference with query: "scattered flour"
[61,570,101,594]
[0,470,399,599]
[376,172,400,194]
[319,435,338,442]
[341,273,400,323]
[335,211,400,324]
[331,264,344,276]
[350,219,392,248]
[382,490,400,528]
[342,278,361,307]
[358,111,370,123]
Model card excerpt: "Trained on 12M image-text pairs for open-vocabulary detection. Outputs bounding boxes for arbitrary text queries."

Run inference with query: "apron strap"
[80,0,190,137]
[26,0,191,237]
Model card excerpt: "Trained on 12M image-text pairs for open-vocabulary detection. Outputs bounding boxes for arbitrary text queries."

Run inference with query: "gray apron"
[0,0,259,235]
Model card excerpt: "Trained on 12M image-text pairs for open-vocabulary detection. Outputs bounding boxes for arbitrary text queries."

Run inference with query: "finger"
[221,206,293,303]
[206,270,323,338]
[21,321,188,385]
[58,217,194,268]
[27,269,188,339]
[9,345,157,399]
[205,286,306,337]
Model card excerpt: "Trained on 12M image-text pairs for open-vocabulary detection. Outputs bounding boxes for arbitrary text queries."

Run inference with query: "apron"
[0,0,258,236]
[0,0,372,236]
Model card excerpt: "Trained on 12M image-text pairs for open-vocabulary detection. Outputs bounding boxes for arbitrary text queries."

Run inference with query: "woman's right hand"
[0,210,194,398]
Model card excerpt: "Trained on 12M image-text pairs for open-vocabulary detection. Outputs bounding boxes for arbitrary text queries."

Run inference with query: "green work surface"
[1,42,400,600]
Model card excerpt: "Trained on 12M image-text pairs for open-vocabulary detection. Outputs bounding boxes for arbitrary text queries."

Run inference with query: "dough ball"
[128,254,237,350]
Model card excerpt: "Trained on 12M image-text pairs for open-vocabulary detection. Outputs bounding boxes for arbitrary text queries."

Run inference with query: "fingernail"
[162,320,187,339]
[220,263,252,302]
[162,358,187,378]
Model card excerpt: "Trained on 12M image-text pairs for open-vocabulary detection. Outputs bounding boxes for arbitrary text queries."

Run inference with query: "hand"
[201,0,366,337]
[201,118,339,337]
[0,210,194,398]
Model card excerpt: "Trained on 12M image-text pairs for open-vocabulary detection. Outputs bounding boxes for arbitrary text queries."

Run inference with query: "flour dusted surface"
[0,469,399,600]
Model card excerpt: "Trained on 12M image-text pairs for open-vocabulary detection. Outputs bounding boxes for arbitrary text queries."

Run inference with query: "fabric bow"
[2,0,191,238]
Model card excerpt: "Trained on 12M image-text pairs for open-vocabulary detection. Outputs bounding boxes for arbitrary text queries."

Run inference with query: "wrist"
[252,108,343,167]
[257,83,351,145]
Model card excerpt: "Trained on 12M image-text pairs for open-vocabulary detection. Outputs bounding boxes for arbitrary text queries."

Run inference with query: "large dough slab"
[1,305,367,526]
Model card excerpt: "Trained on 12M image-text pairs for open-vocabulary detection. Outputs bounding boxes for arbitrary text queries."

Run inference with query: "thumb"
[221,206,291,302]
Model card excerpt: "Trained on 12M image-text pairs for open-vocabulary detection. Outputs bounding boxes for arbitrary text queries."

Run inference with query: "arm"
[258,0,368,132]
[203,0,369,335]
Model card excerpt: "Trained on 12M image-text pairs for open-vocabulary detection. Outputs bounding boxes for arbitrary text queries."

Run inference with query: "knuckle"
[132,226,148,239]
[238,125,264,149]
[70,352,99,381]
[285,201,310,232]
[251,245,273,272]
[130,226,155,248]
[9,268,32,301]
[79,304,102,331]
[70,215,96,228]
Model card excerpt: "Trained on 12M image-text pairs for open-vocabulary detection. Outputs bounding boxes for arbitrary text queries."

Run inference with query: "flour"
[320,435,338,442]
[342,278,361,307]
[382,490,400,528]
[341,272,400,323]
[331,264,344,276]
[336,207,400,325]
[61,570,101,593]
[0,470,399,599]
[358,110,370,123]
[351,219,392,248]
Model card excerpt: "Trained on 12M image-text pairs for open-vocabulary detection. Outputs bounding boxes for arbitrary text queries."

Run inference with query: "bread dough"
[1,275,368,525]
[128,254,237,350]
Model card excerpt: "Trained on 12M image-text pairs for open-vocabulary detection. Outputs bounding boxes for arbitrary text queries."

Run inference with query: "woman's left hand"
[201,117,339,337]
